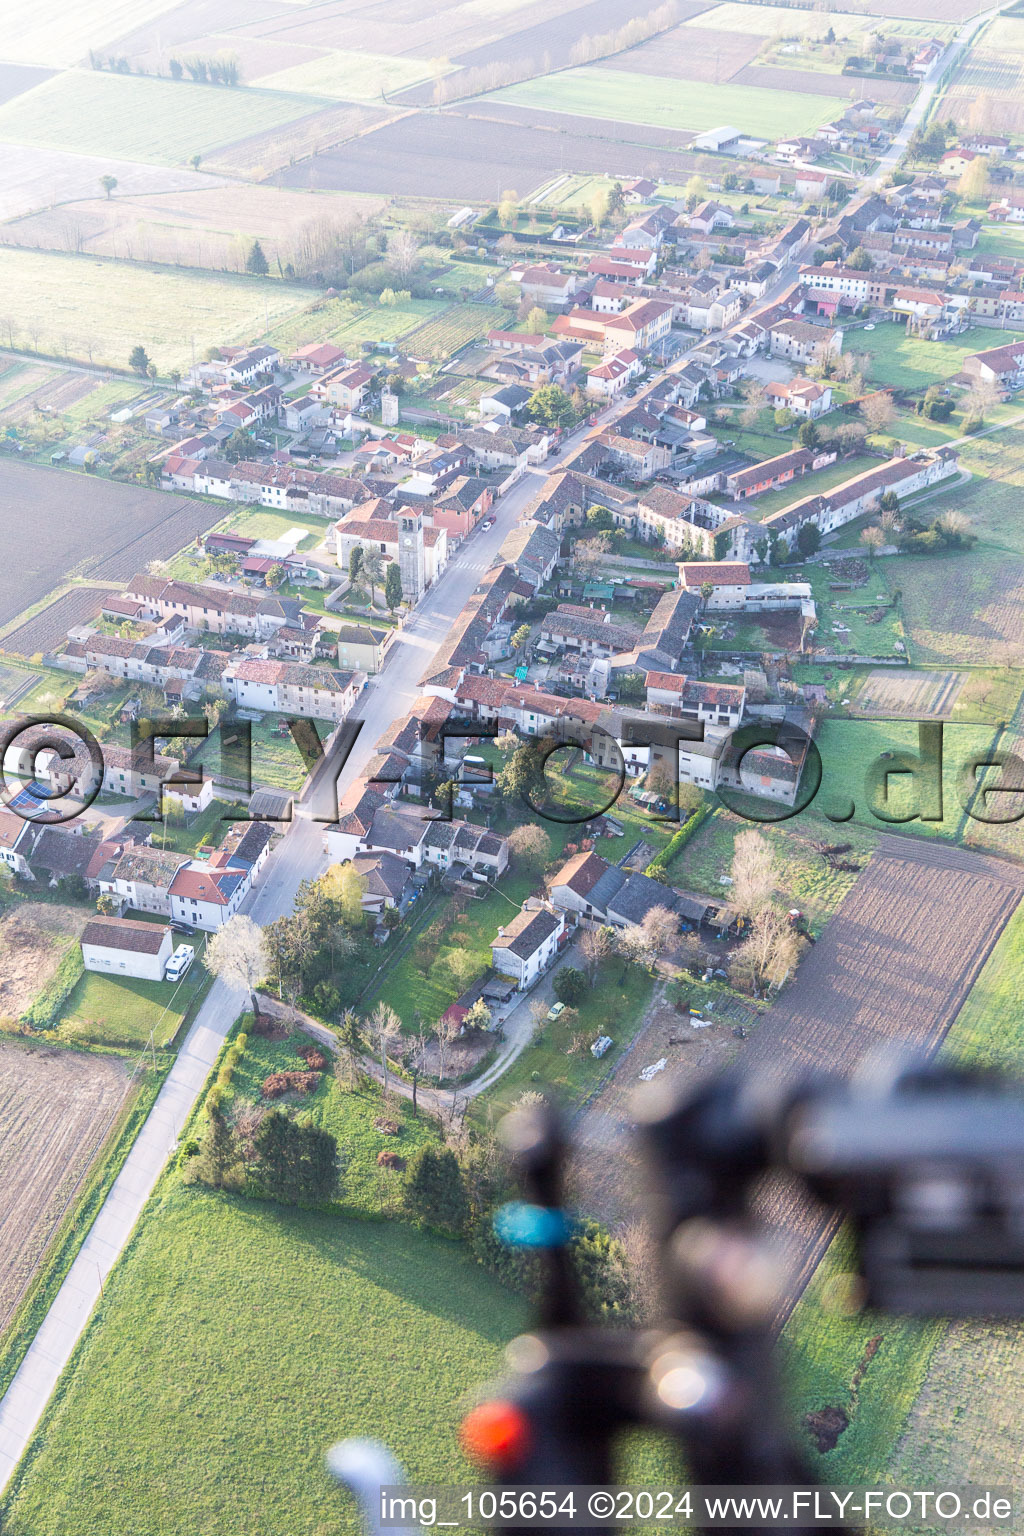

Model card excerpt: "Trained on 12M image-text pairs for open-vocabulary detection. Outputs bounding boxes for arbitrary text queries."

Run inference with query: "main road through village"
[0,416,625,1491]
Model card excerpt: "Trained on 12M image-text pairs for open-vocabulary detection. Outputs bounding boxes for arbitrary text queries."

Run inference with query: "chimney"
[497,927,505,937]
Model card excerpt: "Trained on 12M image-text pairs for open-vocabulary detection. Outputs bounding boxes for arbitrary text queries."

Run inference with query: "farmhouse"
[763,448,960,541]
[961,339,1024,390]
[768,318,843,365]
[724,446,837,500]
[490,906,565,988]
[80,917,173,982]
[222,659,361,722]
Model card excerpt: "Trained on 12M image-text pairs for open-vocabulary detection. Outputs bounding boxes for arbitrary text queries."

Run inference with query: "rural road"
[0,406,623,1494]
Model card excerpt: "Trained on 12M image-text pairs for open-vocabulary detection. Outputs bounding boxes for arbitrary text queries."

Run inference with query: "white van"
[164,944,195,983]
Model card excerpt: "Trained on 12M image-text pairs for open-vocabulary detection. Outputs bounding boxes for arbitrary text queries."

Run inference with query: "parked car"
[591,1035,613,1058]
[546,1001,565,1021]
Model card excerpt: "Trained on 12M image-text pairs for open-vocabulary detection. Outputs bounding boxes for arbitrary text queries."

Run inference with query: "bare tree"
[639,903,678,960]
[204,914,270,1019]
[729,830,777,919]
[572,534,611,581]
[617,924,656,971]
[860,392,896,435]
[388,228,421,281]
[729,906,800,995]
[369,1002,402,1094]
[580,924,615,982]
[620,1217,662,1323]
[433,1013,461,1085]
[508,822,551,876]
[739,378,767,429]
[860,523,886,561]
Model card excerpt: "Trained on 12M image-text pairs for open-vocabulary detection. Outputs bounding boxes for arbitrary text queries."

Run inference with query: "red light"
[459,1400,531,1466]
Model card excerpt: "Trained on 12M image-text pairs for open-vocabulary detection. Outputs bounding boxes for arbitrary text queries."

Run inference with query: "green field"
[0,70,330,166]
[193,715,334,792]
[488,65,839,139]
[0,248,316,372]
[253,49,451,102]
[843,323,1024,389]
[57,932,210,1050]
[0,1180,525,1536]
[223,507,333,549]
[810,716,998,840]
[884,426,1024,668]
[740,453,882,520]
[975,222,1024,258]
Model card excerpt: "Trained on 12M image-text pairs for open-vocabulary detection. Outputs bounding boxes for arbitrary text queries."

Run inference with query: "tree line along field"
[1,184,385,276]
[0,247,318,371]
[488,65,840,139]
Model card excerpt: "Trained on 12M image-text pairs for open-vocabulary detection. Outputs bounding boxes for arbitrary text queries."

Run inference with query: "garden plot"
[851,668,966,719]
[0,904,88,1022]
[0,1036,130,1333]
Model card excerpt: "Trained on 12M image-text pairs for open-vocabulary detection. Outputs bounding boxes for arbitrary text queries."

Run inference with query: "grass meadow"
[0,70,329,165]
[253,49,451,102]
[56,931,211,1051]
[0,1179,525,1536]
[842,323,1024,389]
[0,247,317,371]
[489,65,839,138]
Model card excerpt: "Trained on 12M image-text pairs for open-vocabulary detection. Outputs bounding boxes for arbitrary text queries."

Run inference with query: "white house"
[490,906,565,988]
[80,916,173,982]
[168,861,249,930]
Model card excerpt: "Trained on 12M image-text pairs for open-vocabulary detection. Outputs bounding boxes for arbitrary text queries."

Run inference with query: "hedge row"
[206,1030,248,1113]
[22,940,85,1029]
[645,801,711,878]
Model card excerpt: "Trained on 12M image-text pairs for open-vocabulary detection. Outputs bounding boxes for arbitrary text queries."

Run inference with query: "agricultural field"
[0,247,317,371]
[0,462,225,632]
[0,904,88,1023]
[267,291,443,355]
[0,71,332,168]
[742,835,1024,1306]
[487,65,840,139]
[0,1178,526,1536]
[0,65,55,108]
[935,15,1024,132]
[811,716,998,839]
[885,427,1024,668]
[0,1034,130,1333]
[252,48,451,102]
[0,144,228,224]
[276,106,698,199]
[2,183,385,274]
[850,667,967,719]
[0,587,109,657]
[788,891,1024,1486]
[1,0,182,68]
